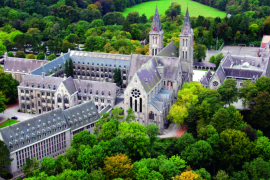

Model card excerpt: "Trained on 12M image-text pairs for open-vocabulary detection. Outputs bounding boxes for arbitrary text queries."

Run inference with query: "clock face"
[213,81,219,86]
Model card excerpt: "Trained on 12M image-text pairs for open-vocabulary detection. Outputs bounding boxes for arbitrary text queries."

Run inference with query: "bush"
[26,54,35,59]
[15,51,26,58]
[17,109,21,112]
[7,52,14,57]
[47,54,57,61]
[36,52,45,60]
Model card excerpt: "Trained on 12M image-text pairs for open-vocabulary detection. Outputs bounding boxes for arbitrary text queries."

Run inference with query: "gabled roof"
[31,52,70,76]
[180,8,192,35]
[155,56,180,80]
[149,6,163,34]
[156,41,178,57]
[62,77,77,95]
[62,101,99,131]
[149,88,173,112]
[200,70,212,86]
[4,58,49,74]
[137,58,161,93]
[129,54,153,77]
[19,74,63,90]
[0,108,69,152]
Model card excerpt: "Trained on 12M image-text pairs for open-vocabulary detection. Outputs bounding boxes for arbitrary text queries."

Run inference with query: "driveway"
[0,104,37,125]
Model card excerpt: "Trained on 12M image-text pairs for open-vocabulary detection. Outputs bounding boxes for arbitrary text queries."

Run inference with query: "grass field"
[122,0,226,18]
[0,120,19,129]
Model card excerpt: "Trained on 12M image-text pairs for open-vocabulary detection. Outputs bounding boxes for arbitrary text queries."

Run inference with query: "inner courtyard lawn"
[0,120,19,129]
[122,0,226,18]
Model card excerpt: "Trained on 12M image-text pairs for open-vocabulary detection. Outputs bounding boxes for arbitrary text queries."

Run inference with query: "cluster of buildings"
[1,7,195,176]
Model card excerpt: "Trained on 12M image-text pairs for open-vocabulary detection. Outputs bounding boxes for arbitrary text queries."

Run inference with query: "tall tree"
[125,107,136,122]
[71,130,98,149]
[218,78,238,105]
[22,157,39,177]
[193,44,207,62]
[239,80,257,109]
[210,108,231,134]
[113,68,122,86]
[111,106,124,120]
[0,140,13,177]
[0,69,19,104]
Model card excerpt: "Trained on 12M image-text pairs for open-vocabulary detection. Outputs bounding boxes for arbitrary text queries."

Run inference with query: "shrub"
[47,54,57,61]
[7,52,14,57]
[36,52,45,60]
[26,54,35,59]
[15,51,26,58]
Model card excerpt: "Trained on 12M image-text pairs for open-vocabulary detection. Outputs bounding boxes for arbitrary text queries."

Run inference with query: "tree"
[146,123,159,157]
[0,71,19,104]
[219,129,256,173]
[71,130,98,149]
[99,120,117,141]
[15,51,26,58]
[122,19,131,33]
[172,170,200,180]
[26,54,35,59]
[126,12,140,24]
[256,136,270,161]
[181,140,213,168]
[193,44,207,62]
[214,170,230,180]
[113,68,122,86]
[94,112,111,136]
[0,140,13,177]
[250,91,270,130]
[218,78,238,105]
[125,107,136,122]
[195,168,211,180]
[243,157,270,180]
[41,157,56,176]
[85,36,106,52]
[255,76,270,94]
[210,108,231,134]
[64,59,74,78]
[0,92,7,113]
[37,52,45,60]
[56,169,91,180]
[117,122,150,159]
[103,154,133,179]
[239,80,257,109]
[111,106,124,120]
[47,54,57,61]
[3,40,13,52]
[22,157,39,177]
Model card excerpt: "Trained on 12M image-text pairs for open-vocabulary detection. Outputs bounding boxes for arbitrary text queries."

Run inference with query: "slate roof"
[4,58,49,74]
[70,51,131,69]
[31,52,70,76]
[157,41,178,57]
[19,74,63,90]
[137,58,162,93]
[62,101,99,131]
[149,88,173,112]
[0,108,69,152]
[155,56,180,80]
[129,54,153,77]
[74,79,118,99]
[193,62,216,68]
[150,7,163,34]
[200,70,212,86]
[223,67,263,79]
[62,77,77,95]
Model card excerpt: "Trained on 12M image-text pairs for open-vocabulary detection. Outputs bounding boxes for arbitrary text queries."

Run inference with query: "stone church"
[16,7,194,132]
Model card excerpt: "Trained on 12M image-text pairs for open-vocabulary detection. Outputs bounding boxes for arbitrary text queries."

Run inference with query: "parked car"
[11,116,18,120]
[0,60,4,65]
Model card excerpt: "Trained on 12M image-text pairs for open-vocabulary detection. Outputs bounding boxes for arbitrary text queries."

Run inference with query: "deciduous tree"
[71,130,98,149]
[218,78,238,105]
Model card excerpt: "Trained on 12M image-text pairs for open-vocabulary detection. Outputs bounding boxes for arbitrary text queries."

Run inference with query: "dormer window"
[53,85,56,90]
[43,84,45,89]
[32,83,34,87]
[102,91,104,95]
[96,90,98,95]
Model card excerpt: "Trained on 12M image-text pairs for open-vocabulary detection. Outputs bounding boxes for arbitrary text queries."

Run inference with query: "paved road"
[0,105,37,125]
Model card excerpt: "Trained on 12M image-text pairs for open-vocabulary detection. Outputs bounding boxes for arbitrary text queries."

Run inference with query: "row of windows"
[75,67,127,73]
[74,63,127,68]
[20,91,54,98]
[15,133,66,169]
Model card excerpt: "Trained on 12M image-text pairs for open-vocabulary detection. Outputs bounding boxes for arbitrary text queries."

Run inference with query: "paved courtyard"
[0,104,37,125]
[193,69,213,82]
[221,46,259,57]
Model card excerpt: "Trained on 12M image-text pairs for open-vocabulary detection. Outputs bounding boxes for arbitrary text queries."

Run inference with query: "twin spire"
[149,6,191,34]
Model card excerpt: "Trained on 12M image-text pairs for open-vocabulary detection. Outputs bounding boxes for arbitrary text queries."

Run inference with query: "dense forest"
[1,77,270,179]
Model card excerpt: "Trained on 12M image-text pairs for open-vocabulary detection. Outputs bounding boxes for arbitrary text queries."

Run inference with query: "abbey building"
[13,7,194,132]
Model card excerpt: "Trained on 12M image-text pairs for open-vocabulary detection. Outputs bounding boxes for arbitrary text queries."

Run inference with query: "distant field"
[0,120,19,129]
[122,0,226,18]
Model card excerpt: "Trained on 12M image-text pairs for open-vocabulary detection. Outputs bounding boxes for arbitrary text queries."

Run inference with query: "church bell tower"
[149,7,164,56]
[179,8,194,81]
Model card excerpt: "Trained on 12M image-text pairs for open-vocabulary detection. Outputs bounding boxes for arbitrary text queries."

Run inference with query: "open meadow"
[122,0,226,18]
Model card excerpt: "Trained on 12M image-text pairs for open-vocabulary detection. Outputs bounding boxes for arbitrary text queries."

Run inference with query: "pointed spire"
[181,8,192,35]
[150,6,163,34]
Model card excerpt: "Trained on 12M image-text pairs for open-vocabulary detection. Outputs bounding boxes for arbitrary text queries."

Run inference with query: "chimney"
[241,60,243,65]
[68,48,70,52]
[61,52,63,56]
[64,74,67,80]
[42,72,45,78]
[28,69,31,74]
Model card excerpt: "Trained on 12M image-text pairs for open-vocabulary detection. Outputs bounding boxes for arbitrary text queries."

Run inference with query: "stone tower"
[179,8,194,81]
[149,7,164,56]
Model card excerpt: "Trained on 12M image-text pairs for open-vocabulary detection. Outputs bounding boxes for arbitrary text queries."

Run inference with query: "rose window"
[213,81,219,86]
[131,89,141,98]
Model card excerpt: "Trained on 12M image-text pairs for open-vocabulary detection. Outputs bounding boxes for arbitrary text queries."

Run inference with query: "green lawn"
[0,120,20,129]
[122,0,226,18]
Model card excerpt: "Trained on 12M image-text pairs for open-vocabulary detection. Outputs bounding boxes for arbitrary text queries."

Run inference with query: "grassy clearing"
[0,120,20,129]
[122,0,226,18]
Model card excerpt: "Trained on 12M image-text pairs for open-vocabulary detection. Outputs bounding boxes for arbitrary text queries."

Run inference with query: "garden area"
[0,119,19,129]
